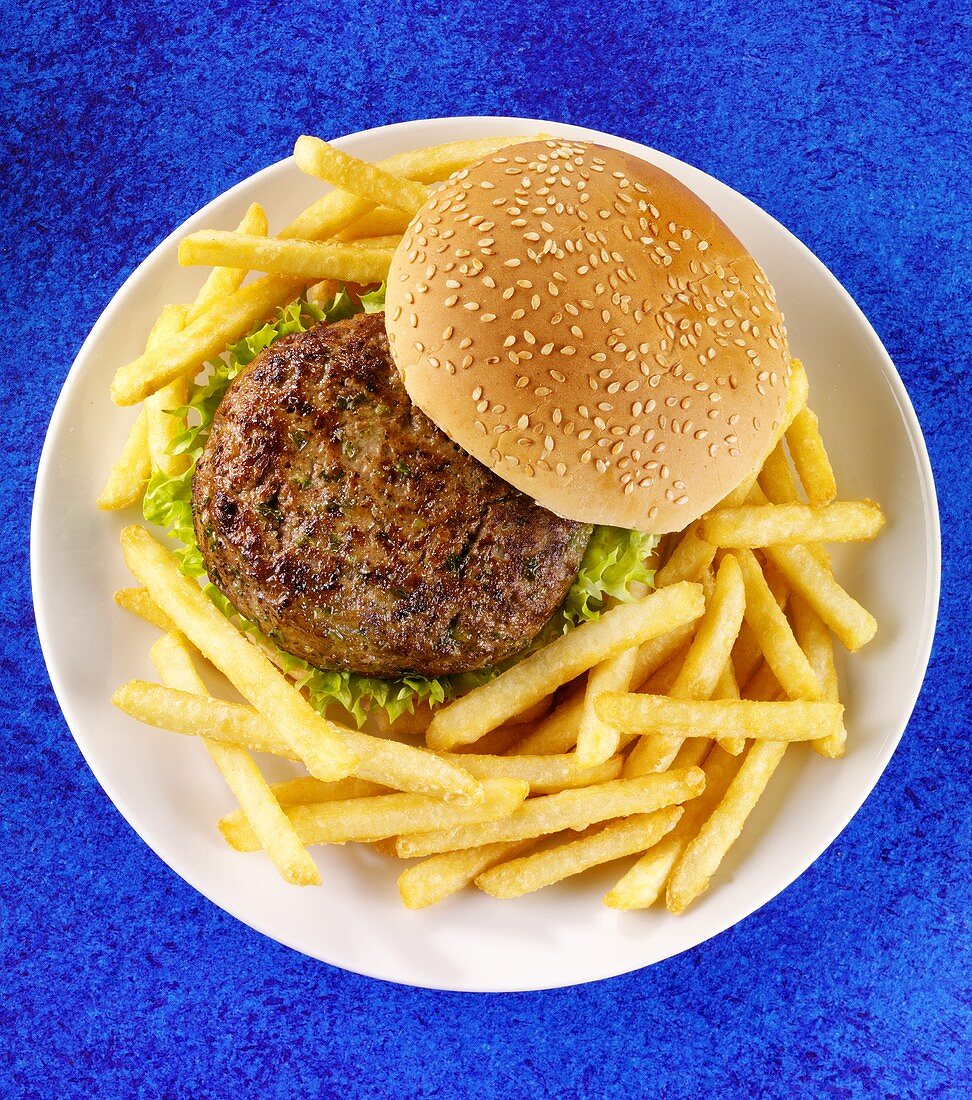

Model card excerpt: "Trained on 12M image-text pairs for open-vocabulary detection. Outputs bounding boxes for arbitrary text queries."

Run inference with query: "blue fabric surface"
[3,0,970,1096]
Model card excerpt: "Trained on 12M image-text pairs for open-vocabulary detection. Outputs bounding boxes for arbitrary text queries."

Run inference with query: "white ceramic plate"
[31,117,940,992]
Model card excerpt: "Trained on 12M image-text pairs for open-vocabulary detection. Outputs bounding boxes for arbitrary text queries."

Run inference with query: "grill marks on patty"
[192,312,591,678]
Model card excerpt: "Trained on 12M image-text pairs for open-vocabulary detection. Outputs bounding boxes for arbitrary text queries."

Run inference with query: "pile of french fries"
[99,134,885,913]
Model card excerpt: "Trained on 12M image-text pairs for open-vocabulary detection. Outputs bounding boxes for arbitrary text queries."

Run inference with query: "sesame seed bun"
[385,139,790,533]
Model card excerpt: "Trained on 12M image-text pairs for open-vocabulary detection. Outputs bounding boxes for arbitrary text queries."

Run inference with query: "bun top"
[385,139,790,532]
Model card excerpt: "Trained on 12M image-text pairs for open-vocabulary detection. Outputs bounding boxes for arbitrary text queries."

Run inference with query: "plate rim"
[30,115,942,992]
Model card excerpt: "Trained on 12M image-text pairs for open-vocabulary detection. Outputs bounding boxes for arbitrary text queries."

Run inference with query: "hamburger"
[177,139,790,722]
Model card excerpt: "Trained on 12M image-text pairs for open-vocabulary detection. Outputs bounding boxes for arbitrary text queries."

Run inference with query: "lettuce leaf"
[142,287,657,725]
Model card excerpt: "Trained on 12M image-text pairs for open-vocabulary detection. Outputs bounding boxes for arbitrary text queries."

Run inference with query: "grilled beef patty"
[192,312,591,677]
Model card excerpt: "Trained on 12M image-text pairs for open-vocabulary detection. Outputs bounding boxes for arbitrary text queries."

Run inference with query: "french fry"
[337,206,412,241]
[186,202,269,324]
[781,358,810,432]
[576,646,641,768]
[145,304,190,478]
[743,661,783,702]
[787,406,837,505]
[477,808,683,899]
[654,524,714,587]
[510,690,586,755]
[629,620,700,692]
[515,621,698,757]
[605,744,743,909]
[100,302,195,505]
[151,632,321,887]
[790,593,847,758]
[114,586,176,632]
[666,555,746,702]
[336,233,403,251]
[636,643,691,697]
[758,440,801,504]
[294,136,430,215]
[111,680,484,803]
[598,693,842,743]
[757,442,831,570]
[247,775,387,810]
[111,274,302,405]
[219,778,528,851]
[702,501,885,547]
[728,542,792,683]
[436,752,622,794]
[119,525,354,782]
[666,739,788,913]
[510,696,556,726]
[425,582,704,751]
[761,535,877,651]
[283,137,544,244]
[396,770,705,858]
[624,555,746,774]
[97,410,151,509]
[713,659,745,755]
[653,467,765,588]
[112,138,540,405]
[456,724,530,757]
[179,232,395,285]
[736,548,822,700]
[398,840,535,909]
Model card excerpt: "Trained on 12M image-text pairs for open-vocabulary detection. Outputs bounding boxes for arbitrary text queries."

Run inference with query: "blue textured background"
[4,1,970,1096]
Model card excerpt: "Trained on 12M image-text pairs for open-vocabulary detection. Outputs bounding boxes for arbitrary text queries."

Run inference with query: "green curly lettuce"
[142,285,657,725]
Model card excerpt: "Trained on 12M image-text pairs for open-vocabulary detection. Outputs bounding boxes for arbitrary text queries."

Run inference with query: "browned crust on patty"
[192,312,591,677]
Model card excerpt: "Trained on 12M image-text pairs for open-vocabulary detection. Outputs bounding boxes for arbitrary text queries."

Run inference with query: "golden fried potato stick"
[624,554,746,774]
[666,739,788,913]
[509,690,586,755]
[111,274,304,405]
[740,481,878,650]
[112,680,484,804]
[186,202,269,324]
[735,548,822,701]
[145,304,190,478]
[598,694,842,743]
[477,808,684,899]
[113,586,177,632]
[179,232,395,285]
[120,525,355,782]
[219,779,528,851]
[283,135,542,241]
[151,632,321,887]
[396,770,705,859]
[742,661,783,702]
[337,205,412,240]
[790,593,847,758]
[605,744,743,909]
[294,136,431,215]
[511,622,697,757]
[575,646,641,767]
[425,582,705,751]
[575,580,650,768]
[787,406,837,505]
[757,441,831,568]
[758,440,802,503]
[112,137,538,405]
[97,409,151,509]
[99,303,189,506]
[223,776,387,824]
[398,840,536,909]
[766,540,876,651]
[437,752,621,794]
[702,501,886,548]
